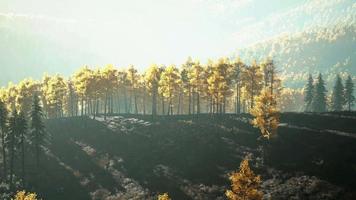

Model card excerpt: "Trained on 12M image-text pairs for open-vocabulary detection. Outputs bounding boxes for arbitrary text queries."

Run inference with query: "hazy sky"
[1,0,349,85]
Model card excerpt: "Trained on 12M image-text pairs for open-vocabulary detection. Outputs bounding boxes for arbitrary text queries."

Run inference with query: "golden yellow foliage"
[250,88,279,139]
[225,159,263,200]
[13,191,38,200]
[158,193,171,200]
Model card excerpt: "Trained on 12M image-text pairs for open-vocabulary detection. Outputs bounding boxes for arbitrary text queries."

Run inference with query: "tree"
[225,158,263,200]
[181,57,194,115]
[250,89,279,139]
[344,75,355,111]
[13,190,38,200]
[311,74,327,112]
[232,58,244,114]
[127,65,140,114]
[330,75,345,111]
[17,111,27,186]
[73,66,93,116]
[207,58,233,114]
[304,74,314,112]
[15,79,40,115]
[242,61,263,110]
[159,65,181,115]
[145,64,161,116]
[158,193,171,200]
[0,100,8,178]
[188,60,204,114]
[30,95,47,169]
[42,75,67,118]
[8,109,19,189]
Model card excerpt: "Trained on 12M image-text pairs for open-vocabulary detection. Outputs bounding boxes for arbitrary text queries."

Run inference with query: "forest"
[0,56,355,199]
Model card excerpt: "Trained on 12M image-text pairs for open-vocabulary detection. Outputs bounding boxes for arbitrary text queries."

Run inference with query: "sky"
[0,0,352,85]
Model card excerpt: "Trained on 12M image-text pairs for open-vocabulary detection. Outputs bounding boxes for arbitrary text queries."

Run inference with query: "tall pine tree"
[8,109,19,190]
[311,74,327,112]
[331,75,344,111]
[30,95,47,169]
[17,111,28,186]
[0,100,8,179]
[304,74,314,111]
[344,75,355,111]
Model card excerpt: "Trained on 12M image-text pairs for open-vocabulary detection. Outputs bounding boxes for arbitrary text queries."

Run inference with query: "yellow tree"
[242,61,263,110]
[15,79,40,115]
[145,64,161,116]
[181,57,194,114]
[13,190,38,200]
[207,58,233,114]
[118,69,130,113]
[159,65,181,115]
[250,88,279,139]
[188,60,204,114]
[225,158,263,200]
[73,66,93,116]
[232,58,245,114]
[127,65,140,114]
[100,65,118,118]
[158,193,171,200]
[42,75,67,118]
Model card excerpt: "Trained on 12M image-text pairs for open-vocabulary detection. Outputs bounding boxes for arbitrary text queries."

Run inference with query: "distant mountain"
[235,0,356,89]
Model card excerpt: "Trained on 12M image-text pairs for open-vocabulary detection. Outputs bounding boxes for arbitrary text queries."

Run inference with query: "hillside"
[234,0,356,89]
[5,113,355,200]
[235,23,356,88]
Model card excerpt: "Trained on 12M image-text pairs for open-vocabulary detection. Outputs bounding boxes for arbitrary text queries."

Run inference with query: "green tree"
[0,100,8,178]
[8,109,19,190]
[17,111,27,186]
[330,75,344,111]
[344,75,355,111]
[311,73,327,112]
[30,95,47,169]
[304,74,314,112]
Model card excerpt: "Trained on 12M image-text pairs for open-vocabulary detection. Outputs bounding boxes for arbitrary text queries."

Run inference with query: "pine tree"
[242,61,263,110]
[344,75,355,111]
[145,64,161,116]
[304,74,314,112]
[17,111,27,186]
[331,75,344,111]
[0,100,8,179]
[250,89,279,139]
[30,95,47,169]
[8,109,19,190]
[159,65,181,115]
[311,74,327,112]
[225,158,263,200]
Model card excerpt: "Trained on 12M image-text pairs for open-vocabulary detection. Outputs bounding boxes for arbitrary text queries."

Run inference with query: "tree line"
[0,57,281,119]
[304,73,355,112]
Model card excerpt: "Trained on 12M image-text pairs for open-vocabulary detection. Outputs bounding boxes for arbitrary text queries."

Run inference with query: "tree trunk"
[9,133,15,190]
[197,92,200,114]
[152,88,157,116]
[188,87,192,115]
